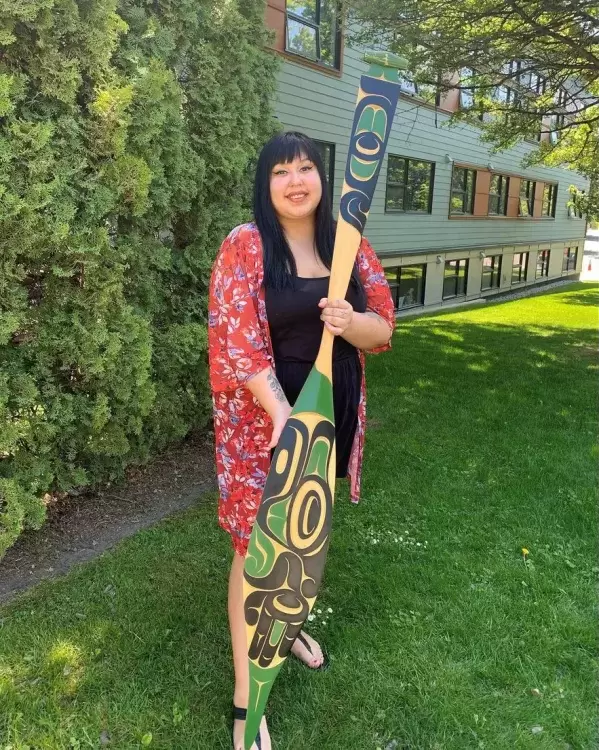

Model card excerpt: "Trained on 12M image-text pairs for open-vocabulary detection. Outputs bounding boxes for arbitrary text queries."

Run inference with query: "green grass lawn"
[1,283,597,750]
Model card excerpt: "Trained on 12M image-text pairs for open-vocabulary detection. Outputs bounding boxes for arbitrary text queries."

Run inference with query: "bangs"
[265,132,321,171]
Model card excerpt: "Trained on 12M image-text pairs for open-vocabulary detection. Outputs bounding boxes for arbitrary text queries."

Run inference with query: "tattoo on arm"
[267,370,287,403]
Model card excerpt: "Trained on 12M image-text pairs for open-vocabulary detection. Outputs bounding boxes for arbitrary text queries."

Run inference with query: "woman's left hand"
[318,297,354,336]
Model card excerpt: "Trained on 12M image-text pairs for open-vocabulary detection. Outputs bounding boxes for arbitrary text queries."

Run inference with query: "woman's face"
[269,153,323,222]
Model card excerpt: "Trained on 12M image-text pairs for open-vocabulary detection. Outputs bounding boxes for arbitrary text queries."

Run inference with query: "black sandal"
[232,705,262,750]
[293,631,330,671]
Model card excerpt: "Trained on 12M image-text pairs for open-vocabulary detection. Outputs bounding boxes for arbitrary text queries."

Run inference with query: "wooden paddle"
[242,51,408,749]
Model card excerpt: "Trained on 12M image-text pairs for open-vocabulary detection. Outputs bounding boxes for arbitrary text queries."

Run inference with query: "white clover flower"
[308,614,315,621]
[327,607,333,613]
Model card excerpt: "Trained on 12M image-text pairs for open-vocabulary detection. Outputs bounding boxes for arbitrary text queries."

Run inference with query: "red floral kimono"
[208,222,394,556]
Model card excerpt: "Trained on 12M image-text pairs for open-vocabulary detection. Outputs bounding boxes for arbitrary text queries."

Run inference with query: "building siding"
[275,47,588,268]
[272,41,588,308]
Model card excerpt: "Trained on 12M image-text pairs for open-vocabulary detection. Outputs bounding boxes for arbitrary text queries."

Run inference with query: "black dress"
[265,275,367,478]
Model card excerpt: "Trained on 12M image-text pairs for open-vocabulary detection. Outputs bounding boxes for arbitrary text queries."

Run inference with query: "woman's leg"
[229,552,271,750]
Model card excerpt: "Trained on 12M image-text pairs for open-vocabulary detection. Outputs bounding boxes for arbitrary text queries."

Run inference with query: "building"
[264,1,589,314]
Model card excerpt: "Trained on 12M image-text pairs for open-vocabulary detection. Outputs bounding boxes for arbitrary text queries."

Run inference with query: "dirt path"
[0,433,216,605]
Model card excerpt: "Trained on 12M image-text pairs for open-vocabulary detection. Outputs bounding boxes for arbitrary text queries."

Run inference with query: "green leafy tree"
[345,0,599,217]
[0,0,279,557]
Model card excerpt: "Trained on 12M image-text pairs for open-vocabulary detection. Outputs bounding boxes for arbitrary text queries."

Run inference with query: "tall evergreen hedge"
[0,0,279,557]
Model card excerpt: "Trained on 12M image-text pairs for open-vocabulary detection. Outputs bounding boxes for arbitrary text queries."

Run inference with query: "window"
[313,140,335,203]
[451,168,476,215]
[503,60,546,93]
[493,84,519,124]
[459,67,484,121]
[385,156,435,213]
[518,66,546,95]
[414,79,440,106]
[530,72,547,95]
[395,74,440,104]
[562,246,578,272]
[459,67,475,109]
[569,189,585,219]
[488,174,510,216]
[398,74,418,96]
[542,183,557,217]
[385,265,426,310]
[512,252,529,283]
[481,255,502,291]
[520,69,546,140]
[501,60,518,77]
[533,109,544,142]
[529,74,547,142]
[443,259,469,299]
[286,0,341,69]
[550,89,567,144]
[536,249,550,278]
[519,180,535,217]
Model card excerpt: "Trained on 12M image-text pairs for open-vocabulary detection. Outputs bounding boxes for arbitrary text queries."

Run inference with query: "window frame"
[398,74,418,96]
[569,189,585,219]
[442,258,469,299]
[386,264,427,310]
[516,64,547,95]
[385,155,435,214]
[285,1,342,70]
[396,70,441,105]
[481,254,502,291]
[536,249,550,278]
[459,67,484,121]
[550,89,567,144]
[313,139,335,204]
[488,174,510,216]
[562,246,578,272]
[530,72,547,95]
[459,67,475,109]
[450,167,477,215]
[511,251,529,284]
[493,83,520,124]
[518,179,536,217]
[541,183,558,218]
[413,78,441,106]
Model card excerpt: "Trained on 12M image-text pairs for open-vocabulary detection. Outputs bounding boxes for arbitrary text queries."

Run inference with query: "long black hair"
[253,131,363,293]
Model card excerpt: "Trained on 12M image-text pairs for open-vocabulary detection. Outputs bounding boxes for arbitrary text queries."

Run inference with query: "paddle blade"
[243,365,336,748]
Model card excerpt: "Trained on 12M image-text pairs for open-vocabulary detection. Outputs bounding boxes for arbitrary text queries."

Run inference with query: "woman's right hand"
[268,402,292,449]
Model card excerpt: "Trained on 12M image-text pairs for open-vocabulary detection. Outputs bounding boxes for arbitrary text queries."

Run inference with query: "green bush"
[0,0,279,558]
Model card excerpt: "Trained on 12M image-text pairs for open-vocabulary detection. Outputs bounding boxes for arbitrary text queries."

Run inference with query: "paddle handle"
[315,52,407,375]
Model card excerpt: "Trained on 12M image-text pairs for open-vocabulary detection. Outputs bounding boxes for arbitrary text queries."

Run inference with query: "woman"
[208,131,395,749]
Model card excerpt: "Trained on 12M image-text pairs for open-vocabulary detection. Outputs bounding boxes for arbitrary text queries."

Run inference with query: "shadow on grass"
[0,507,238,748]
[379,320,598,403]
[557,290,599,307]
[364,283,597,542]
